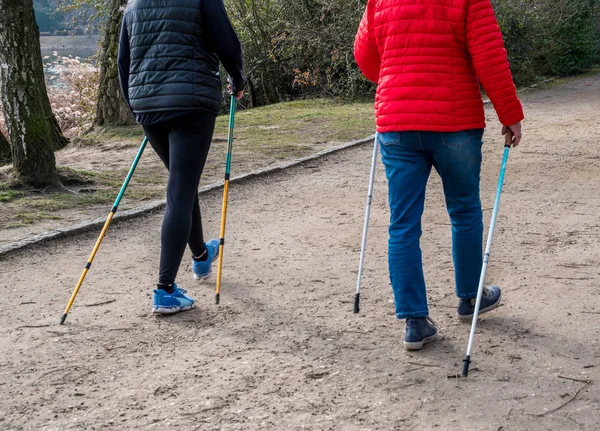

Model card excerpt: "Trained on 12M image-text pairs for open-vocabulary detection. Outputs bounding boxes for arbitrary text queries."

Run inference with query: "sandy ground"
[1,74,600,430]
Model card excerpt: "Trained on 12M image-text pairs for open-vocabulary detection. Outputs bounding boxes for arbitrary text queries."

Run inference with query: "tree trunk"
[0,128,10,165]
[94,0,136,127]
[0,0,69,186]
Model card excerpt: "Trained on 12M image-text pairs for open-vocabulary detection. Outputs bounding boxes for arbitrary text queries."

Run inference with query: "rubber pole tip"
[60,314,67,325]
[353,293,360,314]
[215,294,220,305]
[462,356,471,377]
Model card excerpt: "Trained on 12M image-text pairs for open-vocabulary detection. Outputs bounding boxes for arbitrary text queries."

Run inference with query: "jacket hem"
[376,123,487,133]
[133,106,219,115]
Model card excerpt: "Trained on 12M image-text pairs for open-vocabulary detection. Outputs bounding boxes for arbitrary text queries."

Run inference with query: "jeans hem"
[456,292,478,299]
[396,310,429,320]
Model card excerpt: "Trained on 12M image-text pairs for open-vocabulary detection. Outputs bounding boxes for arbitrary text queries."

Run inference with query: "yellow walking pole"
[215,96,237,305]
[60,137,148,324]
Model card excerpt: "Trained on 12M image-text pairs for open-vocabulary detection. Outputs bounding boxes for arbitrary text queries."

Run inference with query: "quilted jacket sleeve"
[354,4,380,84]
[466,0,524,126]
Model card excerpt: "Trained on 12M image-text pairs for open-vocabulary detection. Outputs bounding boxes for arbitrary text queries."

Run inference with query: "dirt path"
[1,74,600,430]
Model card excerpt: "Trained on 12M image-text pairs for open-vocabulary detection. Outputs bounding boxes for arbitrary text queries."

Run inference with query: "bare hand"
[502,122,522,147]
[227,83,244,101]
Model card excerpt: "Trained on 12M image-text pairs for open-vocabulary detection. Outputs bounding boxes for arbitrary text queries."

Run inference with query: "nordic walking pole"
[60,137,148,325]
[462,142,511,376]
[354,136,379,313]
[215,95,237,305]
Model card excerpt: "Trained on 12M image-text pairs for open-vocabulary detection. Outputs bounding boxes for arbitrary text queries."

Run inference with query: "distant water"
[40,35,98,87]
[40,35,98,59]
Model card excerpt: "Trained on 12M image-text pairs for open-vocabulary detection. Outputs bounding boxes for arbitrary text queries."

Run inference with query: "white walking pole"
[462,144,511,376]
[354,136,379,313]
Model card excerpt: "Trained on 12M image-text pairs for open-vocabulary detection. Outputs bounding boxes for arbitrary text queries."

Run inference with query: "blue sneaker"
[172,284,195,306]
[192,239,220,280]
[457,285,502,321]
[404,317,439,350]
[152,284,195,315]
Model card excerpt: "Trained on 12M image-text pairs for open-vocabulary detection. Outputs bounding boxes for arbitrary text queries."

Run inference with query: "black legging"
[142,112,216,286]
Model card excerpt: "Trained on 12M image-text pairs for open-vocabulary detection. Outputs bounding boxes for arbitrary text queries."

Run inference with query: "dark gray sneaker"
[457,286,502,321]
[404,317,439,350]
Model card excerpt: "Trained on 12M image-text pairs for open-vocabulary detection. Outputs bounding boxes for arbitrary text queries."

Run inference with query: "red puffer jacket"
[354,0,524,133]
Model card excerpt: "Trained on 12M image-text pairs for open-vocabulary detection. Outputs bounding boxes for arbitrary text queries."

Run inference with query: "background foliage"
[227,0,600,103]
[493,0,600,85]
[45,55,99,133]
[226,0,373,105]
[34,0,100,34]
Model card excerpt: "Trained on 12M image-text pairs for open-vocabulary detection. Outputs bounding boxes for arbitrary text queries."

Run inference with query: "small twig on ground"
[541,276,593,281]
[16,324,50,329]
[184,404,230,416]
[558,375,592,384]
[406,361,440,368]
[83,299,116,307]
[536,381,591,417]
[581,311,600,315]
[19,301,36,305]
[447,368,480,379]
[398,379,426,389]
[557,263,593,268]
[104,344,127,352]
[39,366,96,380]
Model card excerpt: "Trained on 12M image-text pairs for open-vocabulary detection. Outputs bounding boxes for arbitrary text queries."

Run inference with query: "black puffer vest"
[124,0,221,114]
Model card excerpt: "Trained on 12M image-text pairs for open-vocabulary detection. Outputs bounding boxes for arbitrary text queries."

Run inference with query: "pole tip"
[60,314,67,325]
[215,294,220,305]
[353,293,360,314]
[462,356,471,377]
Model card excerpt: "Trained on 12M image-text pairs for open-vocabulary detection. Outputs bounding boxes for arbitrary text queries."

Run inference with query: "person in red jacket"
[354,0,524,350]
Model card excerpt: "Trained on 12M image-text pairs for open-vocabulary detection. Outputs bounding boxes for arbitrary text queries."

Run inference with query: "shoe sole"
[152,302,196,315]
[194,269,211,281]
[404,332,439,351]
[457,292,502,322]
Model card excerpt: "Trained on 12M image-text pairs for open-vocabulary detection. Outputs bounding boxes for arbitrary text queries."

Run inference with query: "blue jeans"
[378,130,485,319]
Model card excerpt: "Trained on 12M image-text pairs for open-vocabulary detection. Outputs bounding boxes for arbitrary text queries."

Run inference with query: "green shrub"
[494,0,600,85]
[226,0,374,104]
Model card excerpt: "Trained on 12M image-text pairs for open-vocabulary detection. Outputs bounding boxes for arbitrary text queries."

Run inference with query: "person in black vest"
[118,0,246,314]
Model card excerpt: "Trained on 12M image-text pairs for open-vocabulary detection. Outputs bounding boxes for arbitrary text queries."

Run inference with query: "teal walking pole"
[462,144,511,375]
[60,137,148,325]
